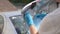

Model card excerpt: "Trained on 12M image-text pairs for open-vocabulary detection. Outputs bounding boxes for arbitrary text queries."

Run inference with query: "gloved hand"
[33,12,47,30]
[35,13,47,20]
[24,11,34,27]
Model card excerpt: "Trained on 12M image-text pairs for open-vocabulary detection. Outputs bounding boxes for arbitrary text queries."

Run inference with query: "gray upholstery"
[0,15,4,34]
[39,8,60,34]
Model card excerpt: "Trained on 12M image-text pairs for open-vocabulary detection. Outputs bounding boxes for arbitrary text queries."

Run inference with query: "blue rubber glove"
[24,11,34,27]
[35,13,47,20]
[33,12,47,30]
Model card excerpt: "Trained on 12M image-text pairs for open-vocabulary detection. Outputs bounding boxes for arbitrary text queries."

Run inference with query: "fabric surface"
[39,8,60,34]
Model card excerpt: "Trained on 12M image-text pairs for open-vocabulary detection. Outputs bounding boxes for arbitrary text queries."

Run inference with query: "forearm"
[29,25,38,34]
[24,11,38,34]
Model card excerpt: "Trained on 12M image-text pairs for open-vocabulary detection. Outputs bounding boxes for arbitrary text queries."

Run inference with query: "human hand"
[24,11,34,27]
